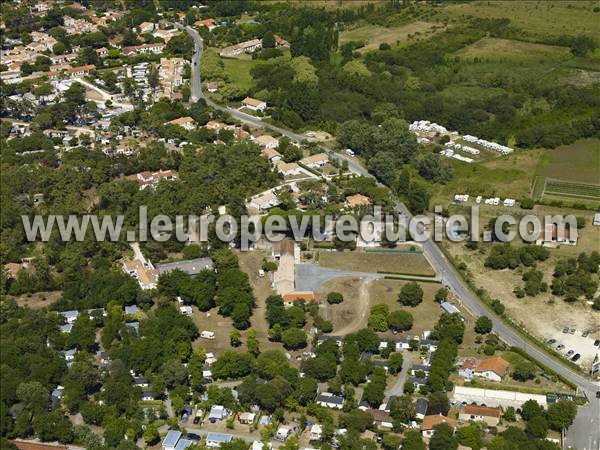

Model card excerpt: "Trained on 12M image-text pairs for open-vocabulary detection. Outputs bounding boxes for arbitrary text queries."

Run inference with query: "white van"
[201,331,215,340]
[345,149,355,157]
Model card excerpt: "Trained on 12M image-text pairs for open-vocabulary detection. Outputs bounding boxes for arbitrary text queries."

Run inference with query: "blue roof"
[206,433,233,443]
[125,305,140,314]
[163,430,182,447]
[59,323,73,333]
[60,310,79,319]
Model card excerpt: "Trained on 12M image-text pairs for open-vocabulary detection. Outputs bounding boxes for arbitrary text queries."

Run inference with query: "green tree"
[398,282,423,306]
[387,309,413,331]
[402,429,425,450]
[282,328,307,350]
[457,424,483,450]
[429,423,458,450]
[526,415,548,439]
[546,399,577,432]
[327,292,343,304]
[474,316,493,334]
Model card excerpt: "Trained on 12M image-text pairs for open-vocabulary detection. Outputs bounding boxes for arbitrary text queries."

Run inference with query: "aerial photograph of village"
[0,0,599,449]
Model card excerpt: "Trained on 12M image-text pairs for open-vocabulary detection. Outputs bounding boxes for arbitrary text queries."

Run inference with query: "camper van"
[201,330,215,340]
[345,149,355,157]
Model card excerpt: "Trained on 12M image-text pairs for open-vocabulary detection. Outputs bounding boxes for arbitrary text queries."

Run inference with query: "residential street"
[180,23,600,450]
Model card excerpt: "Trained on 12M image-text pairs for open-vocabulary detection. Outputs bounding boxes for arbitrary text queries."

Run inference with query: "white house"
[255,135,279,149]
[300,153,328,169]
[241,97,267,111]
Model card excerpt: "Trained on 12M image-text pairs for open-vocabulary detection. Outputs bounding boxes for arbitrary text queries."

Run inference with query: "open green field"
[456,37,571,61]
[536,138,600,184]
[435,1,600,40]
[339,21,441,52]
[318,248,435,276]
[543,179,600,200]
[222,56,256,91]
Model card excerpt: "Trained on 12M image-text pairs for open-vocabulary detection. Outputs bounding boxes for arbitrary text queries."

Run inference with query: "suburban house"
[206,81,219,92]
[122,259,159,290]
[166,116,195,130]
[369,409,393,429]
[275,161,302,177]
[421,414,456,438]
[128,169,178,190]
[473,356,510,382]
[138,21,155,33]
[241,97,267,111]
[316,392,344,409]
[301,153,329,169]
[261,148,282,163]
[122,43,166,56]
[274,34,290,47]
[195,18,218,31]
[206,433,233,448]
[219,39,262,57]
[238,412,256,425]
[459,405,502,426]
[67,64,95,78]
[282,291,319,307]
[255,134,279,149]
[153,28,180,42]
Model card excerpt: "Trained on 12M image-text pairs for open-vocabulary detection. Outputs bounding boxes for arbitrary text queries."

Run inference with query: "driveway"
[295,263,383,292]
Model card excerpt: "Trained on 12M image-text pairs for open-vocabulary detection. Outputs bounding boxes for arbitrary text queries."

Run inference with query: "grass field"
[456,37,571,61]
[433,149,544,204]
[536,138,600,184]
[317,248,435,276]
[222,57,256,91]
[543,179,600,200]
[436,1,600,40]
[339,21,441,52]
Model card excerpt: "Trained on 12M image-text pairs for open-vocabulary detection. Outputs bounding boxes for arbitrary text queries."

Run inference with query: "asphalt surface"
[181,24,600,449]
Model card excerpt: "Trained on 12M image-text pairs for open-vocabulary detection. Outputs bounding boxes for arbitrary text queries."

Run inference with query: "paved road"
[180,24,600,448]
[385,356,412,398]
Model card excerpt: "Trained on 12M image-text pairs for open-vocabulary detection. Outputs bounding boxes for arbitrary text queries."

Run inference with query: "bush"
[474,316,493,334]
[327,292,344,304]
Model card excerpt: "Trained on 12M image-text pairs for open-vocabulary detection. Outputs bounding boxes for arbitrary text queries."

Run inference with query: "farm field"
[456,37,571,61]
[536,138,600,184]
[339,21,442,52]
[435,1,600,40]
[317,248,435,276]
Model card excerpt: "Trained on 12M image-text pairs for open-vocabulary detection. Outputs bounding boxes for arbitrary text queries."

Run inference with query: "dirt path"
[332,277,373,336]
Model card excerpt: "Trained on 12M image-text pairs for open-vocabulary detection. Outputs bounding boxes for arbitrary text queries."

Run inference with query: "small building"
[219,39,262,57]
[440,301,460,315]
[275,161,302,177]
[261,148,282,162]
[593,213,600,226]
[141,391,154,401]
[316,392,344,409]
[180,305,193,316]
[206,81,219,92]
[241,97,267,112]
[195,18,218,31]
[162,430,182,450]
[282,291,319,307]
[238,412,256,425]
[473,356,510,382]
[67,64,95,78]
[309,424,322,441]
[459,404,502,426]
[421,414,456,438]
[206,433,233,448]
[125,305,140,315]
[59,310,79,324]
[59,323,73,334]
[139,22,155,33]
[134,377,148,388]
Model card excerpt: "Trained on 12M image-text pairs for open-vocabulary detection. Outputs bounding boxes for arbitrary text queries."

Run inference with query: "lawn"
[536,138,600,184]
[339,21,442,52]
[317,248,435,276]
[222,57,256,91]
[456,37,571,62]
[436,1,600,40]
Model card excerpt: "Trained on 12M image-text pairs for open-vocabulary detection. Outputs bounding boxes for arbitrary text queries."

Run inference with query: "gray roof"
[412,364,431,372]
[156,257,214,275]
[408,376,427,385]
[163,430,182,447]
[441,302,460,314]
[124,305,139,314]
[415,398,429,415]
[59,310,79,319]
[206,433,233,443]
[175,439,195,450]
[317,393,344,405]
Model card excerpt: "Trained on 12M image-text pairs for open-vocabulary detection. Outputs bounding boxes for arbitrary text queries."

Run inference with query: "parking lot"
[547,327,600,366]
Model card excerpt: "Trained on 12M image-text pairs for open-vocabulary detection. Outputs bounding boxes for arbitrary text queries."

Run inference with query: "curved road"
[180,24,599,449]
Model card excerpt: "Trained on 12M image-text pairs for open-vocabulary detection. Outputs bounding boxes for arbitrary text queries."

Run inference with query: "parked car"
[566,350,574,357]
[562,327,569,334]
[557,344,565,351]
[571,353,581,362]
[569,328,576,334]
[596,391,600,399]
[547,338,556,345]
[582,330,590,338]
[594,340,600,347]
